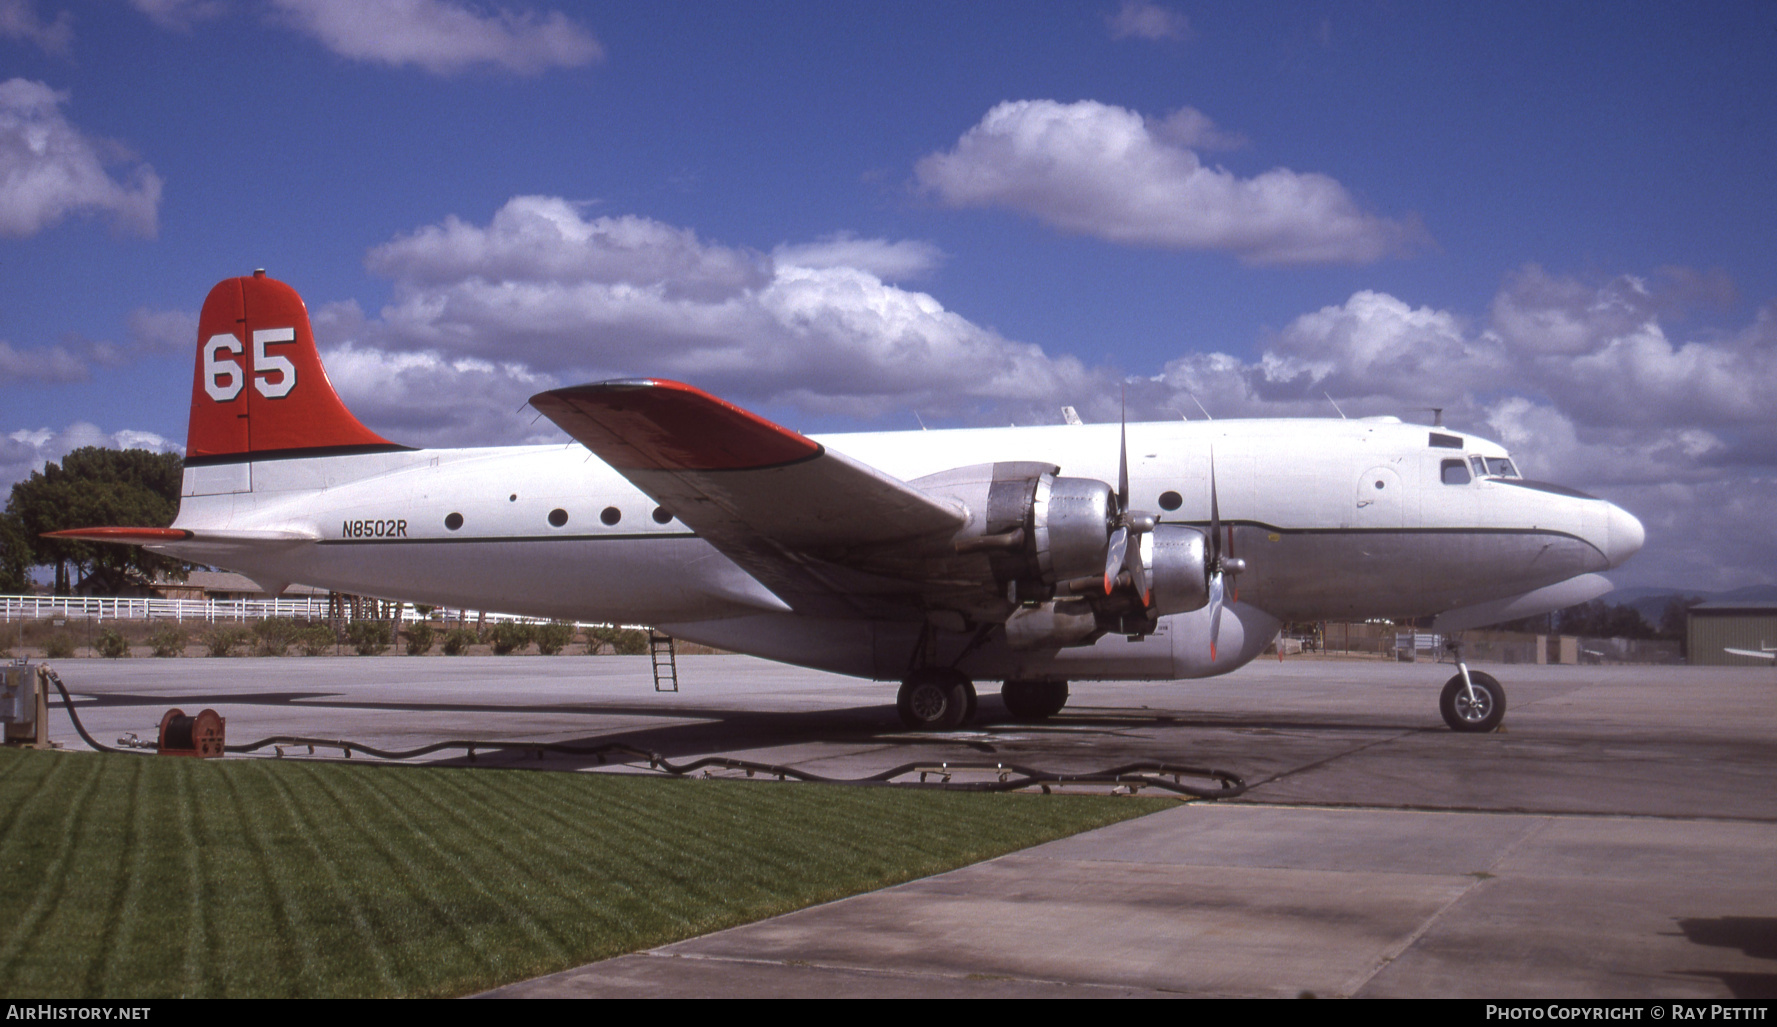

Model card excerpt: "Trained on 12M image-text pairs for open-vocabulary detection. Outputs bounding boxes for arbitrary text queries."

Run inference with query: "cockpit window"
[1468,455,1521,479]
[1441,459,1472,485]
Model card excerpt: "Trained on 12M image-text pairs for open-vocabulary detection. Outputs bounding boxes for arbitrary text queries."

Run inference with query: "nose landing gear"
[1439,640,1506,732]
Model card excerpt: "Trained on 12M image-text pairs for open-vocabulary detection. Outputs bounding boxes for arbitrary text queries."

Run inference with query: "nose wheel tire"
[1001,680,1070,722]
[898,669,974,730]
[1440,671,1505,733]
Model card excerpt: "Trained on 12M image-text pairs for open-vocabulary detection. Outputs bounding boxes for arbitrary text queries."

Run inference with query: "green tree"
[0,512,31,594]
[1555,599,1654,640]
[4,447,191,595]
[1657,595,1706,657]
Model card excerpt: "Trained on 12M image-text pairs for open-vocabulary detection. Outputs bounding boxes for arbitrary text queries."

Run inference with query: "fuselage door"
[1355,466,1404,528]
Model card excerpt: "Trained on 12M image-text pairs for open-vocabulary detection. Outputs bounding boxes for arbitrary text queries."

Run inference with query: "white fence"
[0,594,333,623]
[0,594,550,625]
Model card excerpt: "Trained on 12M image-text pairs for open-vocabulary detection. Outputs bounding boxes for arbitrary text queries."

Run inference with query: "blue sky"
[2,0,1775,592]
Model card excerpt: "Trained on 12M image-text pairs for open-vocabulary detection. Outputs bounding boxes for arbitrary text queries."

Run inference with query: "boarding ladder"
[649,631,679,692]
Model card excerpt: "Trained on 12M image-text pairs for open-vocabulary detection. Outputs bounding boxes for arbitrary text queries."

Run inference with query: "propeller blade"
[1208,571,1225,661]
[1104,525,1128,594]
[1208,446,1221,565]
[1118,387,1130,512]
[1130,550,1150,607]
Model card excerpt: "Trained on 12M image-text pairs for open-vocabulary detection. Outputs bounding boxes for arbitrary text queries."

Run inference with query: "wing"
[531,379,969,617]
[1724,648,1777,662]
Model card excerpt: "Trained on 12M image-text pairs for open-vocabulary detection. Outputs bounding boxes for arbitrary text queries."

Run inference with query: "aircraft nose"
[1604,502,1645,568]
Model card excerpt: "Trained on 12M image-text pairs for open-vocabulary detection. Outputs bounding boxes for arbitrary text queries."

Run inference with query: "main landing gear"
[897,668,975,730]
[895,673,1074,730]
[1439,640,1506,733]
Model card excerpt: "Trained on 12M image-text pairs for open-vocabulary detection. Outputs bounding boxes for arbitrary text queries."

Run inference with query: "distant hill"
[1611,584,1777,626]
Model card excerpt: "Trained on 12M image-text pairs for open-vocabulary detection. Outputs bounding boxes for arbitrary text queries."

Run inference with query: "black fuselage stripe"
[186,444,417,466]
[311,524,1589,549]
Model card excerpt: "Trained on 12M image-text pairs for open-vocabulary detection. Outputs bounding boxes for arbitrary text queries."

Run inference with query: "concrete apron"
[482,803,1777,999]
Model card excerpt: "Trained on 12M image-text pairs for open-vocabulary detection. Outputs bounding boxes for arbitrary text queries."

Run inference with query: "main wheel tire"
[1440,671,1505,733]
[1002,679,1069,722]
[1002,679,1043,721]
[1035,680,1069,718]
[898,670,970,730]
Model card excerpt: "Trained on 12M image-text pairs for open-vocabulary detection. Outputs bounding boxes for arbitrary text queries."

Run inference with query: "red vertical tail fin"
[186,271,404,462]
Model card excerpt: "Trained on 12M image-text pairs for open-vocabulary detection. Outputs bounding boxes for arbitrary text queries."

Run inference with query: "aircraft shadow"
[1671,916,1777,999]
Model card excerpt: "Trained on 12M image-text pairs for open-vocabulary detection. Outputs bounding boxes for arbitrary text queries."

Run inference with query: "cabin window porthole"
[444,512,464,531]
[548,508,569,527]
[652,506,673,524]
[1158,491,1182,511]
[600,506,621,526]
[1374,480,1386,490]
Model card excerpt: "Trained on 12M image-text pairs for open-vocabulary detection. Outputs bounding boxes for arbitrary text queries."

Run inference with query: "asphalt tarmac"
[39,652,1777,999]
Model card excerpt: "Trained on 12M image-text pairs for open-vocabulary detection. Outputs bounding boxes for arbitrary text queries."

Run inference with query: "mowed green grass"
[0,748,1168,997]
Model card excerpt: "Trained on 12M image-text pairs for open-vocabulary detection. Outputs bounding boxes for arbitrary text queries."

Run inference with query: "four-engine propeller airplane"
[53,272,1645,732]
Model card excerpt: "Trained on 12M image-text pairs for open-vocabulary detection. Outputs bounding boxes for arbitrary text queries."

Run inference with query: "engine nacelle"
[1032,475,1115,584]
[1142,524,1210,616]
[918,464,1211,635]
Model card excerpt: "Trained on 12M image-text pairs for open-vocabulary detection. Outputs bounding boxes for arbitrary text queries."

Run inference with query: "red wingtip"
[42,527,191,544]
[531,379,821,472]
[186,274,395,461]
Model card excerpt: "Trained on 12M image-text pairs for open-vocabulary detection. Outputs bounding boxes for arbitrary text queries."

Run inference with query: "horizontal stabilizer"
[44,527,318,547]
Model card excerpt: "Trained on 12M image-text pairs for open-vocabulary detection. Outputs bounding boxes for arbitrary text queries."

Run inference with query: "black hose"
[215,736,1246,798]
[41,667,1245,798]
[41,667,141,754]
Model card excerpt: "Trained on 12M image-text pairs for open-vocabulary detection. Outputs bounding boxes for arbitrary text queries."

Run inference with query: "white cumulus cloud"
[0,339,85,384]
[0,0,72,54]
[772,232,944,282]
[1139,268,1777,589]
[0,423,179,490]
[914,100,1426,265]
[127,0,226,31]
[270,0,602,75]
[0,79,162,238]
[343,196,1103,432]
[1107,1,1190,41]
[126,307,197,355]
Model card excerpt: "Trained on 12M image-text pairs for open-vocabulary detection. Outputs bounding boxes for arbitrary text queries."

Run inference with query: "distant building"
[1686,601,1777,666]
[152,571,328,602]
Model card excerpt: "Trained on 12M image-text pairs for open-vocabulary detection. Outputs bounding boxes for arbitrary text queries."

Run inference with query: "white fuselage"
[160,417,1640,683]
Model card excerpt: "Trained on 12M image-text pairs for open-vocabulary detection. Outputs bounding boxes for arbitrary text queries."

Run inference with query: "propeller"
[1206,446,1247,661]
[1103,389,1154,606]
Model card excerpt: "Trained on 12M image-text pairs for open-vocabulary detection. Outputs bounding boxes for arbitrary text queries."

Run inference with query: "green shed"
[1687,602,1777,666]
